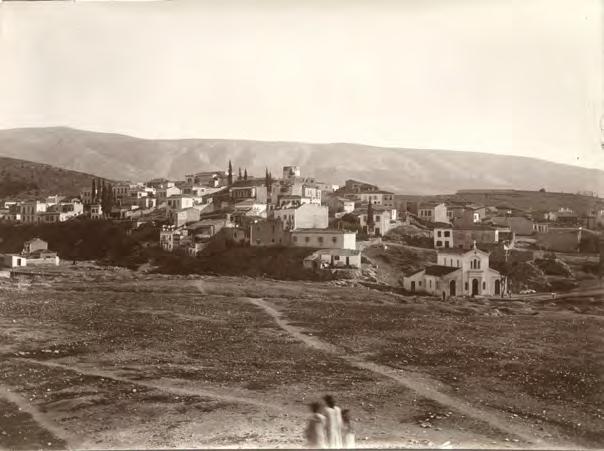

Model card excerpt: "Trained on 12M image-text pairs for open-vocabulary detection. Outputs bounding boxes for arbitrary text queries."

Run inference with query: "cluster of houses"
[397,199,602,254]
[1,196,84,224]
[1,163,602,297]
[155,166,400,271]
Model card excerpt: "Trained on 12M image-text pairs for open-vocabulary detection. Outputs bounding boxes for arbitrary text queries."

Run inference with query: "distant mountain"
[0,127,602,195]
[0,156,107,199]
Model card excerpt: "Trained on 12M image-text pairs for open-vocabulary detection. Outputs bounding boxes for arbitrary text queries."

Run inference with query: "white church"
[403,243,506,298]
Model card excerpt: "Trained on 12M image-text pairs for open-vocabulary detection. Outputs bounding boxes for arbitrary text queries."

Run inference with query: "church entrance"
[472,278,479,296]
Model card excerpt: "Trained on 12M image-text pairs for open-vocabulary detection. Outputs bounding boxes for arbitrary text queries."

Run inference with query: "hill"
[0,157,108,199]
[0,127,602,195]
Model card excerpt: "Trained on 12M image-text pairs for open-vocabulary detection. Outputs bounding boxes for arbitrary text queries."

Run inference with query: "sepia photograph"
[0,0,602,449]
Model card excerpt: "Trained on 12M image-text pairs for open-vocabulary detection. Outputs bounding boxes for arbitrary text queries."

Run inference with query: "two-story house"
[418,202,448,223]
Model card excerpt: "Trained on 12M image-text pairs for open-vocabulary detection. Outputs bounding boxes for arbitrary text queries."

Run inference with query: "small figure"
[341,409,356,449]
[323,395,343,449]
[304,402,327,449]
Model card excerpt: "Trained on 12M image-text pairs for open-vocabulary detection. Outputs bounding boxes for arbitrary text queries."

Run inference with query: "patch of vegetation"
[0,157,109,199]
[153,246,332,281]
[0,219,152,269]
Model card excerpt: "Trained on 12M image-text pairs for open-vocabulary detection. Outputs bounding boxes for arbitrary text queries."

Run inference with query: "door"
[472,278,479,296]
[449,280,456,297]
[411,281,416,292]
[495,279,501,296]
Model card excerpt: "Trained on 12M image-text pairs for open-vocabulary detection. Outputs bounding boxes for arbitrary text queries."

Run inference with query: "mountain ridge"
[0,126,601,195]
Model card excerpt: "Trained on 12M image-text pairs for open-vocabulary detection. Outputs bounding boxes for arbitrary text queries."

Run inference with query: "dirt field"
[0,268,602,449]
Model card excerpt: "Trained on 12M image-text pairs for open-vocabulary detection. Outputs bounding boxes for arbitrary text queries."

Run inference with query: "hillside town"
[0,162,602,298]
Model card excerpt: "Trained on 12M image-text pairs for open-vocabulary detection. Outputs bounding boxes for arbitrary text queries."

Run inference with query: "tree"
[539,187,546,193]
[367,201,375,230]
[91,179,97,204]
[227,160,233,186]
[100,181,114,217]
[244,168,248,181]
[106,183,114,213]
[238,167,243,181]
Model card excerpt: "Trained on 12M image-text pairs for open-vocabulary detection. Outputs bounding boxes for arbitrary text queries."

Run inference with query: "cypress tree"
[367,200,375,230]
[227,160,233,186]
[91,179,96,204]
[238,167,242,181]
[244,168,248,181]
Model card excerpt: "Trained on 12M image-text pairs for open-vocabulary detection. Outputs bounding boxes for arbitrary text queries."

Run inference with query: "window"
[437,231,442,237]
[419,281,422,286]
[375,215,381,221]
[457,259,460,267]
[483,281,486,290]
[318,237,324,243]
[305,237,310,243]
[445,242,450,248]
[332,237,337,243]
[444,231,450,237]
[293,236,298,242]
[334,255,340,261]
[465,282,469,290]
[429,280,432,288]
[436,240,443,247]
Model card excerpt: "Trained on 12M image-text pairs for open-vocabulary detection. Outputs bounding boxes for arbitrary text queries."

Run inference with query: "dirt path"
[246,297,576,449]
[17,358,288,414]
[0,385,77,449]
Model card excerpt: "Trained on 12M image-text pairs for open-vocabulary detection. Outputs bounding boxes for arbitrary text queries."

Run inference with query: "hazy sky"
[0,0,602,169]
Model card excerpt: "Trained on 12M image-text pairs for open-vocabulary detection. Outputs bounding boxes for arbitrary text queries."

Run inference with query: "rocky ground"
[0,266,602,449]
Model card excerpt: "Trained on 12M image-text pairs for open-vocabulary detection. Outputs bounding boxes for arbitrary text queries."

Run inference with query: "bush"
[0,219,148,269]
[534,257,574,277]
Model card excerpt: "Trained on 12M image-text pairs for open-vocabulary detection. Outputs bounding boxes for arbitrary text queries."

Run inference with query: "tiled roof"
[425,265,461,276]
[437,248,469,255]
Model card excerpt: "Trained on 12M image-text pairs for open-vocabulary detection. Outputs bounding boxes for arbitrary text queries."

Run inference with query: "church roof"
[425,265,461,276]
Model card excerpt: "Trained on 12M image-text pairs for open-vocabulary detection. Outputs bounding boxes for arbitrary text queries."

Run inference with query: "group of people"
[305,395,355,449]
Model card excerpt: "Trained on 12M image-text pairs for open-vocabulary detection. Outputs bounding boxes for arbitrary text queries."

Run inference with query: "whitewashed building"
[291,229,357,250]
[403,244,506,297]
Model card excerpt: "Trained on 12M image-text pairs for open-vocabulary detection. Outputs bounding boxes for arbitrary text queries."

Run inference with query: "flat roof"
[311,248,360,257]
[453,225,497,230]
[292,228,355,234]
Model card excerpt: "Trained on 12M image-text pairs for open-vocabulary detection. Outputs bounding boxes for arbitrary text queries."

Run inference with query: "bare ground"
[0,271,601,449]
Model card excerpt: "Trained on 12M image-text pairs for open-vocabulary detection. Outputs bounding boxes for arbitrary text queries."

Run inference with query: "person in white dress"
[305,402,327,449]
[341,409,356,449]
[322,395,343,449]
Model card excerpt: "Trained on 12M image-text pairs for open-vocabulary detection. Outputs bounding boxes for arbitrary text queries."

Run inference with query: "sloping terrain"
[0,157,107,199]
[0,127,602,194]
[0,272,601,449]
